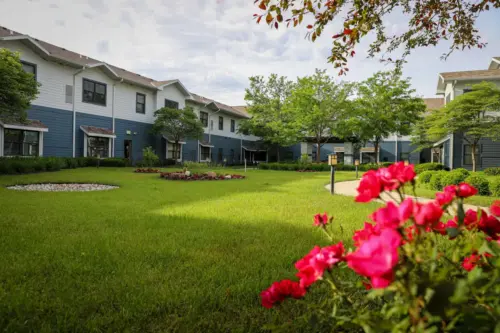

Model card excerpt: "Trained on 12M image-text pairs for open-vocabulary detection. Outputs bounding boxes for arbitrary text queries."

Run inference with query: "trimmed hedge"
[464,175,490,196]
[258,162,382,172]
[414,163,446,174]
[441,169,469,187]
[418,171,434,184]
[485,167,500,176]
[490,178,500,197]
[429,171,448,191]
[0,157,130,175]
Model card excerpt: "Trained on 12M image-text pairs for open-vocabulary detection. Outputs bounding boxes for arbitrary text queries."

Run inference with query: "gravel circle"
[7,183,119,192]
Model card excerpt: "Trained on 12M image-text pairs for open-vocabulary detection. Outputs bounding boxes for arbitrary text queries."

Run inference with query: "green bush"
[418,171,434,184]
[464,174,490,196]
[141,146,160,167]
[429,171,447,191]
[484,167,500,176]
[441,169,470,187]
[489,178,500,197]
[414,162,445,174]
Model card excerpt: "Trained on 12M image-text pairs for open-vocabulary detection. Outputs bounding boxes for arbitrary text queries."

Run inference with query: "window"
[136,93,146,114]
[230,119,235,133]
[4,129,39,156]
[65,85,73,104]
[200,146,210,160]
[200,111,208,127]
[218,116,224,130]
[87,136,109,157]
[167,142,182,159]
[463,88,473,94]
[336,152,344,163]
[463,145,480,165]
[82,78,107,106]
[164,99,179,109]
[400,152,410,161]
[230,149,235,162]
[21,61,37,80]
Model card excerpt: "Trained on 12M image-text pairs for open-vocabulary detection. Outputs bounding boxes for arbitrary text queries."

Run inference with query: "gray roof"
[1,118,48,129]
[188,93,251,119]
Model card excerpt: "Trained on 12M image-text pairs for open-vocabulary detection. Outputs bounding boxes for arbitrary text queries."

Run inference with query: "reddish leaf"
[258,1,266,10]
[277,14,283,22]
[350,50,356,57]
[257,16,262,24]
[343,28,353,35]
[275,22,279,29]
[266,13,273,24]
[307,24,313,29]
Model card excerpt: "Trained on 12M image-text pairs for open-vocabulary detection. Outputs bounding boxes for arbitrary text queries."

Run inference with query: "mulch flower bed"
[160,172,245,181]
[135,168,160,173]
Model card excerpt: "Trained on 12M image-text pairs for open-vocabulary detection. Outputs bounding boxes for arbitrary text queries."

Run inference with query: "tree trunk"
[316,142,321,162]
[374,141,380,164]
[174,141,179,164]
[471,143,477,172]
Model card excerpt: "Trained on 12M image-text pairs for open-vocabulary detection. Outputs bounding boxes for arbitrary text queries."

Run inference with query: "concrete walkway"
[325,180,488,212]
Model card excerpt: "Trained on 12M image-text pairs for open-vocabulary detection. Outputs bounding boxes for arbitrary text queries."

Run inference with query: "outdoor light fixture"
[126,130,131,135]
[328,154,338,195]
[355,159,360,179]
[404,160,410,166]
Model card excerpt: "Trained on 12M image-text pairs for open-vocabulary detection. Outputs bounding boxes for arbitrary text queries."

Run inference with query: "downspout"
[112,79,124,157]
[72,66,87,157]
[395,134,398,162]
[450,134,454,170]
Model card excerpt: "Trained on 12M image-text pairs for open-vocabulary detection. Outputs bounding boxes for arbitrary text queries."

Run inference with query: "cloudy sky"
[1,0,499,105]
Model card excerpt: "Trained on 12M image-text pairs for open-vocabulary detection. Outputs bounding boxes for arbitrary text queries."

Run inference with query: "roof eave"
[488,58,500,70]
[157,80,192,98]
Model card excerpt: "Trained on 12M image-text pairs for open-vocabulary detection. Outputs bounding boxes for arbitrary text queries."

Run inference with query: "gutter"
[72,66,87,157]
[111,79,124,157]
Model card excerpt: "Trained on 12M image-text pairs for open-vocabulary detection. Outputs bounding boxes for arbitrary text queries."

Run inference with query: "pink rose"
[346,229,401,289]
[370,199,413,229]
[355,170,382,203]
[462,252,492,272]
[457,183,478,198]
[260,279,306,308]
[490,201,500,217]
[352,222,381,246]
[413,201,443,227]
[478,212,500,239]
[295,243,344,288]
[313,212,329,226]
[435,185,457,206]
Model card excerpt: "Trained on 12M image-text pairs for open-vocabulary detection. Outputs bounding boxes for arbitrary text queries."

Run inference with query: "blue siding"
[114,118,155,163]
[209,134,242,163]
[75,112,113,157]
[380,141,396,162]
[312,143,344,161]
[453,132,500,170]
[27,105,73,157]
[443,140,450,168]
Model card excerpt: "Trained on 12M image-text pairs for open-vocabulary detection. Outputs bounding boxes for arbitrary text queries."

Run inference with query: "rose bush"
[261,162,500,332]
[134,168,160,173]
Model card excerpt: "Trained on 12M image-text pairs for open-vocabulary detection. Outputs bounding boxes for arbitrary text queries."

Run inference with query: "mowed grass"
[0,168,378,332]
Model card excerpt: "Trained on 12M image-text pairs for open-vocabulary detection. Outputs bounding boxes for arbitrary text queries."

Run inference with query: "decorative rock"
[185,171,191,176]
[7,183,119,192]
[207,171,217,178]
[225,175,232,179]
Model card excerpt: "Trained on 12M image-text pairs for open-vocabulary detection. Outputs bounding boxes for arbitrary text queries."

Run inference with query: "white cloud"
[1,0,499,105]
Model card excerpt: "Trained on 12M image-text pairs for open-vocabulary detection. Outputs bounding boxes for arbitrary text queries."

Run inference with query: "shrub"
[183,161,210,169]
[452,168,470,179]
[429,171,447,190]
[441,170,469,187]
[464,174,490,196]
[490,178,500,197]
[99,158,129,167]
[141,146,160,167]
[418,170,434,184]
[414,162,445,174]
[485,167,500,176]
[260,164,500,332]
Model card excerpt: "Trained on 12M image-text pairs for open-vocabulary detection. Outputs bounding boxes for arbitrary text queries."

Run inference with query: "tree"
[347,71,426,163]
[425,81,500,172]
[240,74,301,162]
[287,69,351,162]
[151,106,204,162]
[253,0,498,74]
[0,49,40,118]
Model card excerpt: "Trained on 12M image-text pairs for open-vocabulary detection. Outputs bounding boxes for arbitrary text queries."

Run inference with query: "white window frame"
[199,143,213,162]
[80,126,115,158]
[0,122,48,157]
[166,139,186,162]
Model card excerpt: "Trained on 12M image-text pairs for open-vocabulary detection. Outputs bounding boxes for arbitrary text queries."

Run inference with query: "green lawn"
[0,168,377,332]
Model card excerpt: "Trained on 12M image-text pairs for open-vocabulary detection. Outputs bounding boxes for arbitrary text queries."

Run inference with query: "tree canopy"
[240,74,301,161]
[253,0,498,74]
[0,48,40,119]
[424,81,500,171]
[152,106,204,160]
[338,71,426,162]
[287,69,352,161]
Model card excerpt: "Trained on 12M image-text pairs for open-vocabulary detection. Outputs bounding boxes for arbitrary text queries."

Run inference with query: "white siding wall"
[113,82,156,123]
[156,84,186,110]
[74,68,115,117]
[444,82,454,104]
[0,40,74,111]
[453,80,500,100]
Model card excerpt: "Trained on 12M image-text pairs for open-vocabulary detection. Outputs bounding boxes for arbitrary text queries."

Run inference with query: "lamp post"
[328,154,338,195]
[355,159,360,179]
